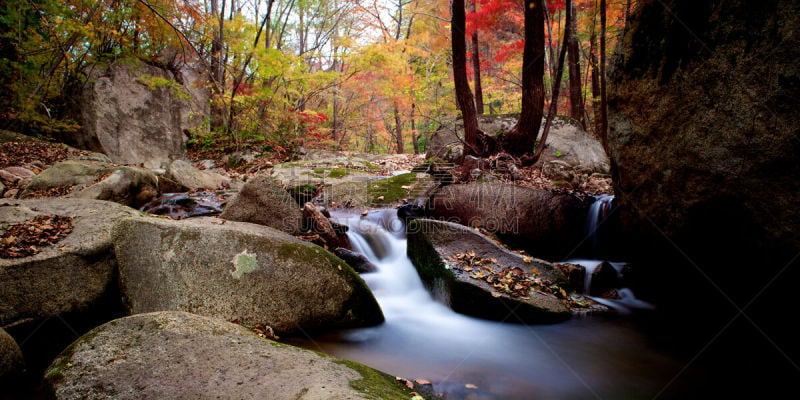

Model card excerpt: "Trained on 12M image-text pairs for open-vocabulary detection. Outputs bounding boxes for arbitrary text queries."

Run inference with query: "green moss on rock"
[334,359,418,400]
[368,173,419,205]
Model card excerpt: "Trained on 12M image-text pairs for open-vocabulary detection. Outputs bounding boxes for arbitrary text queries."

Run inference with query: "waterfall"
[585,194,614,256]
[316,209,673,399]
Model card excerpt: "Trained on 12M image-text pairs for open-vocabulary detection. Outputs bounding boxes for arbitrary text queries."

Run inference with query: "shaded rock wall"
[608,0,800,394]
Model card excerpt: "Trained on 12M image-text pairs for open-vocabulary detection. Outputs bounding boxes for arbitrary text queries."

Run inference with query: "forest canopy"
[0,0,632,155]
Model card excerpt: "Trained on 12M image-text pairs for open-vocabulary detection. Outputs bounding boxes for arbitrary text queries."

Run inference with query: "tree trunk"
[599,0,608,152]
[411,103,420,154]
[393,103,404,154]
[470,0,484,115]
[451,0,481,156]
[210,0,226,131]
[567,0,584,126]
[532,0,571,164]
[590,31,601,135]
[501,0,545,157]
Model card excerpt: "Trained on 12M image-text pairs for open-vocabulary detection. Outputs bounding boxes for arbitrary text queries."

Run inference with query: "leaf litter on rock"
[0,215,74,258]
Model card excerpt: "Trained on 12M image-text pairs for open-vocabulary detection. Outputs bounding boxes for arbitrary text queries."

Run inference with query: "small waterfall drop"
[303,209,681,399]
[585,194,614,256]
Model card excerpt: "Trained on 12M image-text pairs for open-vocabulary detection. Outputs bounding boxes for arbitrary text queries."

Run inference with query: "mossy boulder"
[219,174,303,235]
[428,183,591,260]
[45,311,414,400]
[407,219,570,324]
[113,216,383,334]
[0,199,141,327]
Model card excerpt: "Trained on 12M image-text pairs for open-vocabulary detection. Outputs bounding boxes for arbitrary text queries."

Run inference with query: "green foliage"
[135,74,190,100]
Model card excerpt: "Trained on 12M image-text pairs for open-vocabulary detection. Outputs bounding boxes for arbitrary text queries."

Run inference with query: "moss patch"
[334,359,417,400]
[406,220,456,291]
[363,162,382,171]
[368,173,418,205]
[327,168,353,179]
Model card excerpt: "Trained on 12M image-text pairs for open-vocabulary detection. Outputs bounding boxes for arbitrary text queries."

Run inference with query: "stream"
[291,208,700,399]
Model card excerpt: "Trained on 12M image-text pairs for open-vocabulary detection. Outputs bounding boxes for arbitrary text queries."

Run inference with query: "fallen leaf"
[465,383,478,389]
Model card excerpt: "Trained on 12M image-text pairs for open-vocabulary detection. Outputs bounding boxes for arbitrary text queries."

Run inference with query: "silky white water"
[294,210,690,399]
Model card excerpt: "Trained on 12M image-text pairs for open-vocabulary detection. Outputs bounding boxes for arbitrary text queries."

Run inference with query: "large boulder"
[407,219,570,323]
[113,216,383,334]
[0,327,24,390]
[0,199,140,326]
[428,183,591,260]
[427,115,608,173]
[74,58,209,167]
[21,160,159,208]
[219,174,303,235]
[167,159,230,190]
[44,311,414,400]
[607,1,800,394]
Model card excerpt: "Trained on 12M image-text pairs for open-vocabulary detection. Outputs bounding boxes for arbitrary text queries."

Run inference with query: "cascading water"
[585,194,615,256]
[294,209,691,399]
[566,195,655,315]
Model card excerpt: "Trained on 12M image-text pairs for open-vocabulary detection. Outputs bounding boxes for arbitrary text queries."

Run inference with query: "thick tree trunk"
[501,0,545,157]
[451,0,481,156]
[567,0,584,127]
[393,103,404,154]
[590,31,601,135]
[599,0,608,152]
[470,0,484,115]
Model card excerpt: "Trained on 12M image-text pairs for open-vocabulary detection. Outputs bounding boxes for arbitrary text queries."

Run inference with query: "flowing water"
[292,209,696,399]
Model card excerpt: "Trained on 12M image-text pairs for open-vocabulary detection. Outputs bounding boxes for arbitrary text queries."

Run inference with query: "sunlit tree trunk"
[470,0,484,115]
[501,0,545,157]
[452,0,481,156]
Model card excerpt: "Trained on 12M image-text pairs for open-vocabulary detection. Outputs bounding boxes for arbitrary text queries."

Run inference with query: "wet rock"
[219,174,303,235]
[334,248,378,273]
[113,217,383,334]
[429,183,591,260]
[0,328,24,390]
[0,182,4,197]
[557,263,586,292]
[75,166,159,208]
[302,202,349,250]
[45,311,413,400]
[407,218,569,323]
[167,159,229,190]
[589,262,619,297]
[0,199,140,327]
[397,203,424,223]
[139,192,230,219]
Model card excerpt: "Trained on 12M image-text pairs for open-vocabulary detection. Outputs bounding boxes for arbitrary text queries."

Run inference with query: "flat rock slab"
[0,199,141,326]
[45,311,413,400]
[407,218,570,323]
[113,216,383,334]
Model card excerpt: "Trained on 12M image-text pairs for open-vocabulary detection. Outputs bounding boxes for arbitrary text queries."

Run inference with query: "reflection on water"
[291,210,699,399]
